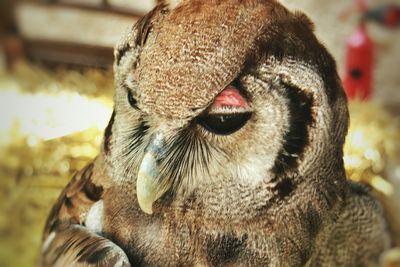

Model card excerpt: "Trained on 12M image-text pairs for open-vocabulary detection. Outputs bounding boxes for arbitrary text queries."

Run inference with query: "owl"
[41,0,390,266]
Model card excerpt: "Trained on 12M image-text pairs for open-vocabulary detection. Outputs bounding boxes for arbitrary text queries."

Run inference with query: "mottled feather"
[42,1,389,266]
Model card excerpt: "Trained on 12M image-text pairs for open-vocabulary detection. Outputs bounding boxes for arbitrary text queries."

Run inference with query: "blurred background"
[0,0,399,266]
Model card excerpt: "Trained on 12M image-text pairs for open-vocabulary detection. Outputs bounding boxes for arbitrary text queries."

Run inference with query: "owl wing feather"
[41,162,131,267]
[42,225,130,267]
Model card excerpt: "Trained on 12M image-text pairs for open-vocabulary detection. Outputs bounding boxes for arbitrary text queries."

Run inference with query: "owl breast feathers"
[41,1,389,266]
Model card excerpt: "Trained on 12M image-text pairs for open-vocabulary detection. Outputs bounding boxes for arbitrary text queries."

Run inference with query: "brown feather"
[42,1,389,266]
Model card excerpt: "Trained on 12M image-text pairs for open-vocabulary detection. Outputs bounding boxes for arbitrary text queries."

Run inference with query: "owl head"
[103,0,349,215]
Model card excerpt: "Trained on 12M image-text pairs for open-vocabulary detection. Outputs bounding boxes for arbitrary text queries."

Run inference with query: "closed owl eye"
[198,112,252,135]
[127,89,138,109]
[198,85,252,135]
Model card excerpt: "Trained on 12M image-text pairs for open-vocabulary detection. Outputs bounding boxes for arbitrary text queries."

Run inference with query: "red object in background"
[343,23,375,100]
[384,6,400,27]
[365,5,400,28]
[357,0,368,12]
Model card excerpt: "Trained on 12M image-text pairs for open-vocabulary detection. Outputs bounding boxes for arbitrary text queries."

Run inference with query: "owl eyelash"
[159,129,212,195]
[121,121,149,157]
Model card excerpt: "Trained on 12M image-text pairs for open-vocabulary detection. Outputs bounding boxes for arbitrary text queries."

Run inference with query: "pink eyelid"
[210,86,249,110]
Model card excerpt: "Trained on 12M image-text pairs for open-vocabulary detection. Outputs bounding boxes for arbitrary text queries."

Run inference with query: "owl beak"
[136,133,167,214]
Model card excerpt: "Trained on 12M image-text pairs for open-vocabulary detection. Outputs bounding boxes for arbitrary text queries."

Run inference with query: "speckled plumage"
[41,1,389,266]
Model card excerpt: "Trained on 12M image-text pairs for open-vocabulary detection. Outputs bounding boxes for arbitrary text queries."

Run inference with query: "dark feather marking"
[322,184,342,210]
[82,162,94,178]
[301,204,322,239]
[273,82,314,175]
[64,197,73,208]
[83,181,103,202]
[104,110,115,154]
[136,4,167,47]
[116,42,131,66]
[206,233,248,265]
[85,246,113,264]
[273,178,294,199]
[116,4,168,65]
[348,181,371,196]
[80,162,103,201]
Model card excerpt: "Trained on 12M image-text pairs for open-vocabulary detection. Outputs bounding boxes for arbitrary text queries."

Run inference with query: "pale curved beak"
[136,133,167,214]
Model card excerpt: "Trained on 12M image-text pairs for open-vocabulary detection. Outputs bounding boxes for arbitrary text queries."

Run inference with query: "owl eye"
[198,112,251,135]
[127,90,138,109]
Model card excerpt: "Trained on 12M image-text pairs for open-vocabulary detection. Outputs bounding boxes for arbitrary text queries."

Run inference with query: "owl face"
[105,0,349,215]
